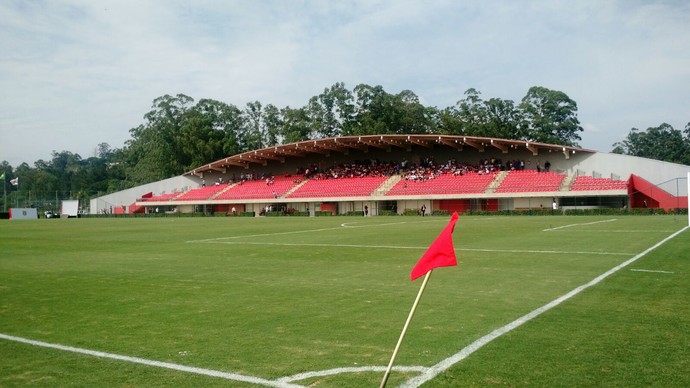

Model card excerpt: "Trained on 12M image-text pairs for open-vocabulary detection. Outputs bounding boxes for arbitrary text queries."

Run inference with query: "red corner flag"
[410,211,459,280]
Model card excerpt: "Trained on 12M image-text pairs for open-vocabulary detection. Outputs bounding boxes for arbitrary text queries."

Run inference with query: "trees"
[123,95,248,184]
[612,123,690,164]
[519,86,583,146]
[483,98,525,140]
[280,106,311,144]
[124,94,194,184]
[396,89,435,134]
[352,84,392,135]
[454,88,486,136]
[437,89,525,139]
[306,82,356,139]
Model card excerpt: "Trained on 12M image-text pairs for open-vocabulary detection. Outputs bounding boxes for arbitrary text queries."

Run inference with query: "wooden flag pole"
[380,270,433,388]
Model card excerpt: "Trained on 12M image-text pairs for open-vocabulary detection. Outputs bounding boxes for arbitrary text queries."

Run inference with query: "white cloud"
[1,0,689,166]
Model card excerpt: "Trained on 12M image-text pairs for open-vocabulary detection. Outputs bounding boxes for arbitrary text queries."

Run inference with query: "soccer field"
[1,215,688,387]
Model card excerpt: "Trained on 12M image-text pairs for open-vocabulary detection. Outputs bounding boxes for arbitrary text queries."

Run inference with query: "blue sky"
[1,0,689,166]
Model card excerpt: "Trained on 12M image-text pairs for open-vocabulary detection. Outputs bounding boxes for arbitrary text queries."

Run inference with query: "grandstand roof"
[186,135,593,177]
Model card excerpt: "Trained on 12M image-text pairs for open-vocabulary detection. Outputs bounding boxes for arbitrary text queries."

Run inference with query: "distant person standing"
[421,204,426,217]
[364,205,369,216]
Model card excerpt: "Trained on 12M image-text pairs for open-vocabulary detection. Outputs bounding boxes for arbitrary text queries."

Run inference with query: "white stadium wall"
[570,152,690,196]
[89,175,198,214]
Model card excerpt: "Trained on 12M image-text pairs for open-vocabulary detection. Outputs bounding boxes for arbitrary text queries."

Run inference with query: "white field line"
[630,269,675,274]
[400,225,689,388]
[187,226,344,243]
[340,220,439,228]
[196,240,634,256]
[0,333,303,388]
[187,220,438,243]
[542,218,617,231]
[460,247,633,256]
[277,366,428,384]
[544,230,678,233]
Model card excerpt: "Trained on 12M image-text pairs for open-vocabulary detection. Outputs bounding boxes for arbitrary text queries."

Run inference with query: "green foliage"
[519,86,583,146]
[612,123,690,164]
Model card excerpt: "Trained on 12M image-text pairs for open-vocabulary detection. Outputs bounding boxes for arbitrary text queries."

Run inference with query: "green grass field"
[1,215,688,387]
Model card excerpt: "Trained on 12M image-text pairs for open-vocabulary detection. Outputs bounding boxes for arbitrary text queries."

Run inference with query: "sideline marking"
[187,226,344,243]
[460,247,632,256]
[196,240,634,256]
[340,220,438,228]
[630,268,674,274]
[0,333,302,388]
[542,218,617,231]
[187,220,438,243]
[400,225,689,388]
[545,230,677,233]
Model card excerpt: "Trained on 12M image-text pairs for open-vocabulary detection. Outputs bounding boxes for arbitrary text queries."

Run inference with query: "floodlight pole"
[380,270,432,388]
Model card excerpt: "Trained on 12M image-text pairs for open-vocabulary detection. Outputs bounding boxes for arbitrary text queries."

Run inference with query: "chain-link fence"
[0,191,96,214]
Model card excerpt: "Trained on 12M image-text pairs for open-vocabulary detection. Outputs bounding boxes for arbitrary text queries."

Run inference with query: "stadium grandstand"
[91,135,689,216]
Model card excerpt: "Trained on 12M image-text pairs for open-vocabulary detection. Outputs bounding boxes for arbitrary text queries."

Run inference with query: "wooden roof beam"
[340,141,369,152]
[407,136,434,149]
[358,137,391,151]
[272,147,306,158]
[311,140,347,154]
[490,139,509,154]
[462,138,485,152]
[300,146,331,156]
[205,165,227,173]
[237,155,269,166]
[378,137,410,150]
[251,151,284,162]
[526,142,539,156]
[437,137,464,150]
[206,159,248,169]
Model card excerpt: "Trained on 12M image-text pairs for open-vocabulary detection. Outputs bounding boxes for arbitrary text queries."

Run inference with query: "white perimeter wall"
[89,175,199,214]
[568,152,690,195]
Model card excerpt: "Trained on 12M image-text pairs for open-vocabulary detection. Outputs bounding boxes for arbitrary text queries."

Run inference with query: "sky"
[1,0,689,167]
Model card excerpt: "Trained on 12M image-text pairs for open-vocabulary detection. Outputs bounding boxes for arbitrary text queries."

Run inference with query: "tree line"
[0,82,687,209]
